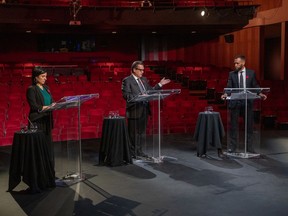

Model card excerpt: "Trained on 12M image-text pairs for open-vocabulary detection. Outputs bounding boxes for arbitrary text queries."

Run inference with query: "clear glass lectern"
[43,93,99,185]
[129,89,181,163]
[224,88,270,158]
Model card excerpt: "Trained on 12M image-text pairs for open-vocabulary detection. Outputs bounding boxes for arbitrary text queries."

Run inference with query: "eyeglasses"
[135,68,144,72]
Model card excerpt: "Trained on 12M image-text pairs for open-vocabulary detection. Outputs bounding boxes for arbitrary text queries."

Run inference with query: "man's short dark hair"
[234,54,246,61]
[131,61,144,71]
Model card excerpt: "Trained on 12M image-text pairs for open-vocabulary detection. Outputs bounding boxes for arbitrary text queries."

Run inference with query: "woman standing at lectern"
[26,66,55,167]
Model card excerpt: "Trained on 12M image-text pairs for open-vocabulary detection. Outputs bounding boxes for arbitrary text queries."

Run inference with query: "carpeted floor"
[1,132,288,216]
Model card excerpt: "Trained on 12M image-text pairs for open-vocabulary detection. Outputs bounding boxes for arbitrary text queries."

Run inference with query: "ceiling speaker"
[224,34,234,43]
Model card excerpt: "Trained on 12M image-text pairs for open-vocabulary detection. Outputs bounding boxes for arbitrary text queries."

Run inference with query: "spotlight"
[200,8,209,17]
[201,10,205,16]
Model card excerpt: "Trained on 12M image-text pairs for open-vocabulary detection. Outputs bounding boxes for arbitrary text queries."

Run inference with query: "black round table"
[8,131,55,193]
[99,117,132,166]
[193,111,225,156]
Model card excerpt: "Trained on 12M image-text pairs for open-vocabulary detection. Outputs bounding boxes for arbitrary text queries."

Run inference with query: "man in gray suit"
[122,61,170,158]
[221,55,267,153]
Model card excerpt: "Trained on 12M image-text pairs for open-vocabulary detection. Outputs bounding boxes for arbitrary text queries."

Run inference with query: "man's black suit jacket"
[122,75,161,119]
[226,69,260,109]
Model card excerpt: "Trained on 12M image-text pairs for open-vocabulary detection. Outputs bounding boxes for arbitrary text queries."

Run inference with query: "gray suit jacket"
[122,75,161,118]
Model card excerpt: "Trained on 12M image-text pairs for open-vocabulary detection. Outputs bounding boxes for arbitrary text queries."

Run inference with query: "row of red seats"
[0,77,197,146]
[1,62,287,145]
[0,81,213,146]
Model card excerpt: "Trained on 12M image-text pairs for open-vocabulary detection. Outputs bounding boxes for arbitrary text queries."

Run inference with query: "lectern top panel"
[224,87,270,93]
[42,93,99,111]
[128,89,181,102]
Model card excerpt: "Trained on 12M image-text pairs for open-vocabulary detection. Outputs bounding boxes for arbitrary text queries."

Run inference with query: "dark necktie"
[239,71,244,88]
[137,78,146,93]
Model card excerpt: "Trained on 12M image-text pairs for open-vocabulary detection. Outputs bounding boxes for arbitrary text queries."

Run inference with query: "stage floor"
[1,131,288,216]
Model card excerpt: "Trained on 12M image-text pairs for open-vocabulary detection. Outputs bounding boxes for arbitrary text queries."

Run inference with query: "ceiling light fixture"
[200,8,209,17]
[141,0,152,7]
[69,0,82,26]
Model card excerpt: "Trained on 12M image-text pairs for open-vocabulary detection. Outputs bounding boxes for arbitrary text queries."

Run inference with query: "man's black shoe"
[227,149,235,153]
[218,149,225,158]
[131,155,142,160]
[197,153,207,158]
[247,149,256,154]
[138,152,148,158]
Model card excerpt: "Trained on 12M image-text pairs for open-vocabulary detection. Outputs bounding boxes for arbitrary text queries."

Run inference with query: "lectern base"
[133,155,177,163]
[224,152,260,159]
[55,172,85,187]
[152,155,178,163]
[133,156,154,163]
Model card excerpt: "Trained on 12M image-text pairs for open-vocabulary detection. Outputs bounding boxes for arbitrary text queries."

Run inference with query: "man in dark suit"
[221,55,267,153]
[122,61,171,158]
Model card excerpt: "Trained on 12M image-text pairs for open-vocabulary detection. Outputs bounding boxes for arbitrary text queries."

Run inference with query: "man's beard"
[235,67,243,72]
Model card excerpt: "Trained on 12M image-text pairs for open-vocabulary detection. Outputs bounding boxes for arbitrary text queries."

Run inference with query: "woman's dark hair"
[32,66,47,85]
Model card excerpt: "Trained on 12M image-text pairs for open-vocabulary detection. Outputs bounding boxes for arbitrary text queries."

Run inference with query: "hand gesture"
[221,93,227,100]
[259,93,267,100]
[159,77,171,86]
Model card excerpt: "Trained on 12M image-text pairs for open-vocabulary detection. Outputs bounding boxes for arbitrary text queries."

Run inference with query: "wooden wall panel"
[282,22,288,82]
[254,0,282,12]
[181,27,261,76]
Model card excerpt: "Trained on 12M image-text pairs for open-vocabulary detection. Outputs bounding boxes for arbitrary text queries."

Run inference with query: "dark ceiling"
[0,1,258,41]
